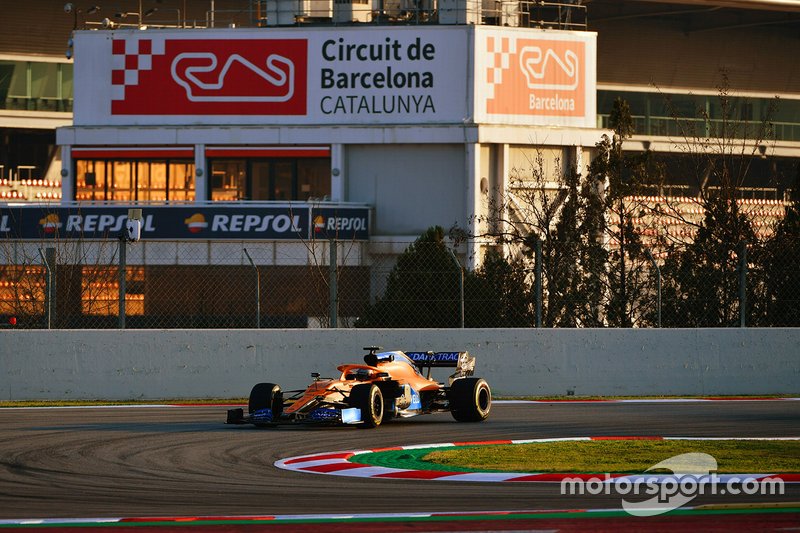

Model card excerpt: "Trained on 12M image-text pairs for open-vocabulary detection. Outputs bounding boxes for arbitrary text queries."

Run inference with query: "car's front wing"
[226,406,363,426]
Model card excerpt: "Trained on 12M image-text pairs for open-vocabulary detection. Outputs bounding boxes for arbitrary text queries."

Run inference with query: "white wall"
[1,329,797,400]
[346,144,466,235]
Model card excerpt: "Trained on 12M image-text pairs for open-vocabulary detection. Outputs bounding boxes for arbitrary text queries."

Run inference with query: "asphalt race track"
[0,401,798,520]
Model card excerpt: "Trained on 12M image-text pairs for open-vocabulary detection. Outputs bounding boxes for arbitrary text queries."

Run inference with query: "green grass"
[424,440,800,474]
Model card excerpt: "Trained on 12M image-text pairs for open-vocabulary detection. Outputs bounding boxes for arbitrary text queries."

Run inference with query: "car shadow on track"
[225,412,471,431]
[27,422,234,433]
[27,417,465,433]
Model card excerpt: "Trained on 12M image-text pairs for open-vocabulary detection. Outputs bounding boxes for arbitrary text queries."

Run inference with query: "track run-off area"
[0,399,797,530]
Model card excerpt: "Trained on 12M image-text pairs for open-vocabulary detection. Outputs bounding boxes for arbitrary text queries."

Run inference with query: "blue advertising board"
[310,206,370,241]
[0,205,370,241]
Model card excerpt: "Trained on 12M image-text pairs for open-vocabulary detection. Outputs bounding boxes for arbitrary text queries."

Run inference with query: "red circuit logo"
[111,38,307,116]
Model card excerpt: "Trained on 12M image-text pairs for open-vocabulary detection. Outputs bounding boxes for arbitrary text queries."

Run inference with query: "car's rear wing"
[405,351,465,367]
[405,351,475,381]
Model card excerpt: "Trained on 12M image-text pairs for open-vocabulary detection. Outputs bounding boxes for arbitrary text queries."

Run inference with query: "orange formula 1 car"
[225,347,491,428]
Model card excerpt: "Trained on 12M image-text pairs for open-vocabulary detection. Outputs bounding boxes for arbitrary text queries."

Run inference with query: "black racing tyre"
[449,378,491,422]
[348,383,384,429]
[248,383,283,427]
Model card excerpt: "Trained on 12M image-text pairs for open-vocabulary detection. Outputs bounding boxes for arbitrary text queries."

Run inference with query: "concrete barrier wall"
[1,328,798,400]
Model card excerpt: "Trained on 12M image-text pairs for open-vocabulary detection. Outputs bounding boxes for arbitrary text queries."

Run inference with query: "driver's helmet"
[346,368,373,381]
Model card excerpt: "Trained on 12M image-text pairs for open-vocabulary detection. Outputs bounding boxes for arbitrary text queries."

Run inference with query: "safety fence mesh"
[1,232,798,329]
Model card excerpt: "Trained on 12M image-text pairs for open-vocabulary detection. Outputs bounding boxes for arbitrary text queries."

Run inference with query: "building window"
[0,59,73,112]
[597,89,800,142]
[137,161,161,201]
[298,159,333,200]
[169,161,195,201]
[75,159,195,203]
[210,160,246,201]
[209,157,331,201]
[254,160,293,200]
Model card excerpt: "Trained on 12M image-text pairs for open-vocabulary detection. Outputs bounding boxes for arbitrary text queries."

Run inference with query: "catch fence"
[1,236,797,329]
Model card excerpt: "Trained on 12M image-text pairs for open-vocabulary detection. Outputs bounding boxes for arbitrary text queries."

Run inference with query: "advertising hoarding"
[0,205,369,241]
[74,27,469,126]
[72,25,596,128]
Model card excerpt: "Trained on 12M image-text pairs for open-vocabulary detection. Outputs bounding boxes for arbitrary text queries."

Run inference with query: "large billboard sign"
[74,27,469,126]
[475,27,597,127]
[0,205,370,241]
[73,26,595,128]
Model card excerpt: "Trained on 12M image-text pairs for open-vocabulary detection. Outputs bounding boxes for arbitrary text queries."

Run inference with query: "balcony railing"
[2,97,73,113]
[598,114,800,143]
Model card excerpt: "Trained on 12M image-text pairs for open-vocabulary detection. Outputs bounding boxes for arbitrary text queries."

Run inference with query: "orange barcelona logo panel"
[485,36,585,118]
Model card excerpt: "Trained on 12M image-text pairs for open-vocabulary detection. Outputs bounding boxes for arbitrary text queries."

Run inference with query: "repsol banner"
[0,205,370,241]
[310,207,369,241]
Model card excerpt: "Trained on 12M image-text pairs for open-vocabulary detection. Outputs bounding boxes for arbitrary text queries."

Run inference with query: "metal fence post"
[118,236,126,329]
[38,248,55,329]
[535,237,542,328]
[645,249,661,328]
[329,239,338,328]
[447,248,464,328]
[243,248,260,328]
[738,240,747,328]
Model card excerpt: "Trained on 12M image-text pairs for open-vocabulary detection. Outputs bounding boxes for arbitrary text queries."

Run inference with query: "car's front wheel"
[348,383,384,428]
[248,382,283,427]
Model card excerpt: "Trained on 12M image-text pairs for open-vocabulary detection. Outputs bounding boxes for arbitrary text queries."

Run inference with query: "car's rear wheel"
[449,378,491,422]
[348,383,384,428]
[249,382,283,427]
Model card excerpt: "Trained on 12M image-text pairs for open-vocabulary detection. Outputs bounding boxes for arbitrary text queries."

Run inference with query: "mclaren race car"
[226,347,491,428]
